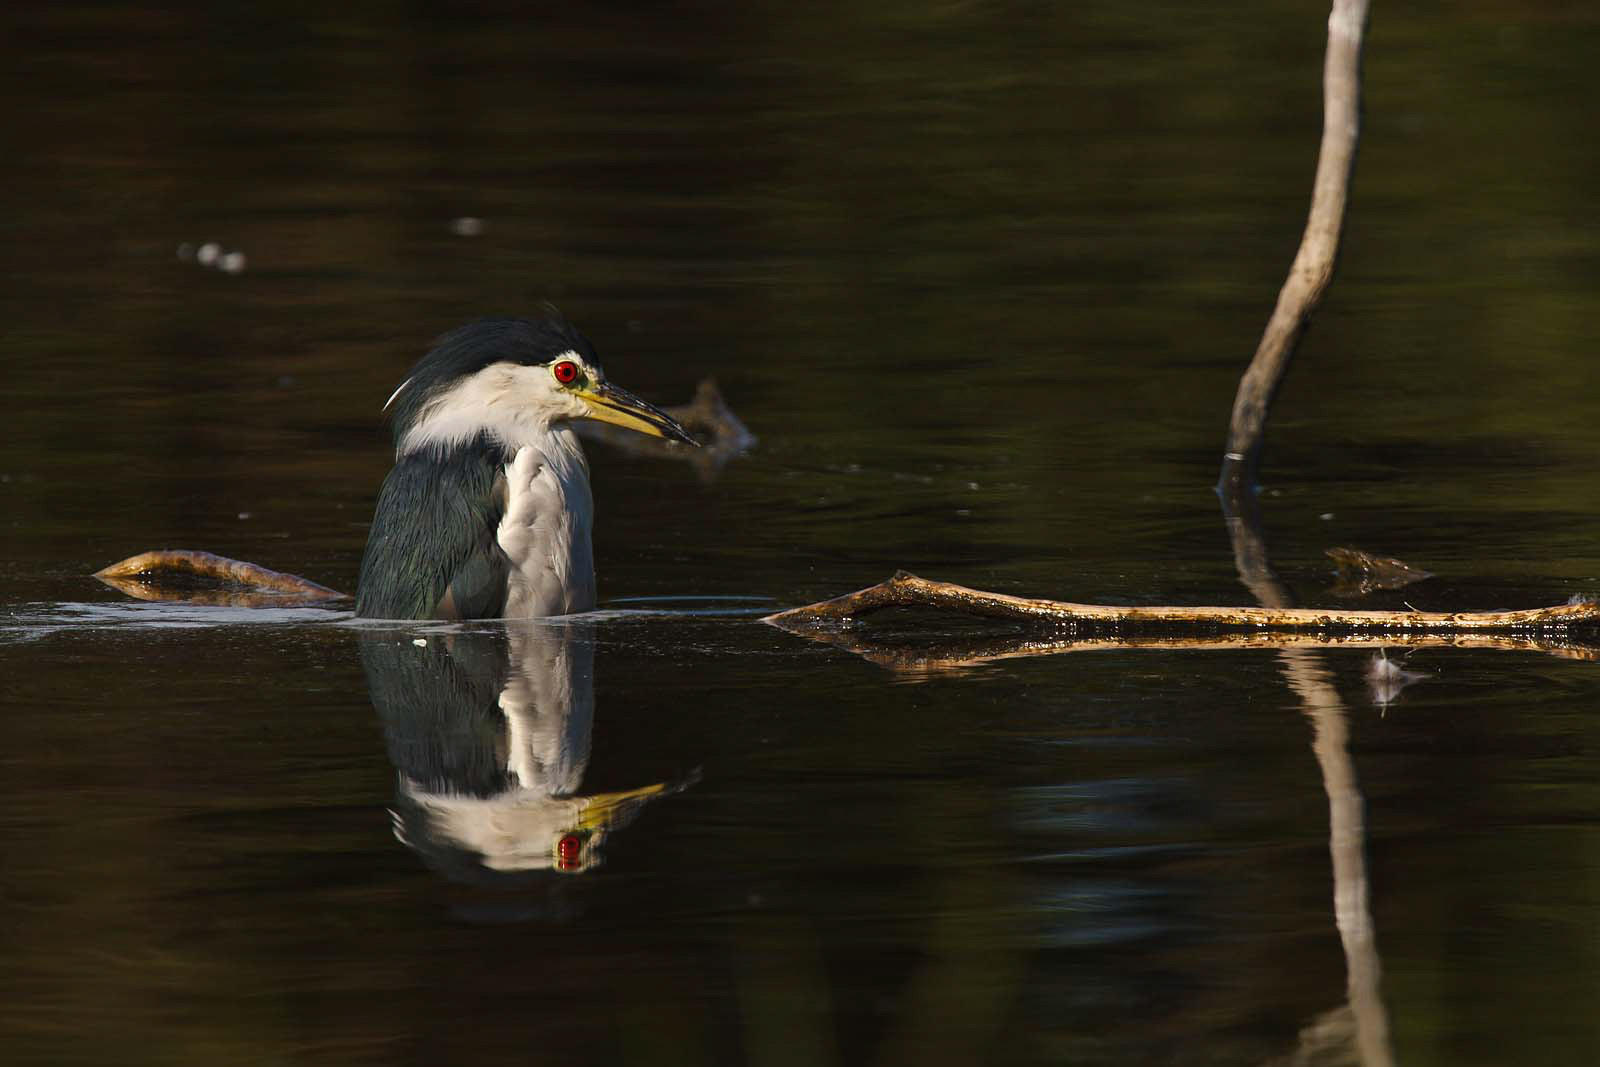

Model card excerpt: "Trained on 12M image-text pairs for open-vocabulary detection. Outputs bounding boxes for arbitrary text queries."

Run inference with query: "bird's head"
[383,315,698,456]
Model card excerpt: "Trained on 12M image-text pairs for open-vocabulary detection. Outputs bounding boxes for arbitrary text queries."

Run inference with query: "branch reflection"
[778,626,1593,679]
[1224,489,1393,1067]
[360,622,696,881]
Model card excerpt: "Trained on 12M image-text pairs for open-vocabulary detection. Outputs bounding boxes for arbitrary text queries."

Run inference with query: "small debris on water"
[196,242,222,266]
[413,637,428,647]
[1367,650,1430,709]
[450,216,483,236]
[237,512,252,520]
[1319,512,1335,521]
[218,251,247,274]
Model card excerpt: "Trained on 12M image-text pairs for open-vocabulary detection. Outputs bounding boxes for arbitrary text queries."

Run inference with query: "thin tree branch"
[762,571,1599,635]
[1219,0,1371,493]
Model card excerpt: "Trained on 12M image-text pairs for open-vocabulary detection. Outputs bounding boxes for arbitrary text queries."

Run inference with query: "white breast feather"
[497,429,595,618]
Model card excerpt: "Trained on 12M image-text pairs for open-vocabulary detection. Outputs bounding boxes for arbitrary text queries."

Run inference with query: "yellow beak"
[580,381,698,445]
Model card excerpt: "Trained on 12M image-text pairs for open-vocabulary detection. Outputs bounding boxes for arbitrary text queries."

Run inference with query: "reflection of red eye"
[557,833,582,869]
[553,360,579,384]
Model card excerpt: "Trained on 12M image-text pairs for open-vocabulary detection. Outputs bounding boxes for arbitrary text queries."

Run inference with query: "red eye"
[552,360,579,384]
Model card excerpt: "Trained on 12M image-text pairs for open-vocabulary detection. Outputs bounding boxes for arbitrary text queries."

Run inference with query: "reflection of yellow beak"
[580,381,699,445]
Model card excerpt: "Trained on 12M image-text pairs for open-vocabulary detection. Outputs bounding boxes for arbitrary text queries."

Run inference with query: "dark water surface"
[4,3,1600,1064]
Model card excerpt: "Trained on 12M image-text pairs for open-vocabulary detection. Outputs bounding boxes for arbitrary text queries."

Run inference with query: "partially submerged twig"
[94,550,346,604]
[762,571,1600,635]
[1218,0,1371,492]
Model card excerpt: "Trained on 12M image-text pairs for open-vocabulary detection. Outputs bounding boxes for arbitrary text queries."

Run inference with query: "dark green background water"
[3,3,1598,1064]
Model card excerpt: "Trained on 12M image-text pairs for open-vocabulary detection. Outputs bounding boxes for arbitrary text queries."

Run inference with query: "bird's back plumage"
[355,433,513,620]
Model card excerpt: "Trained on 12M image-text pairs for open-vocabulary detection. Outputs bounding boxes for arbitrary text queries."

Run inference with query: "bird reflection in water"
[360,622,694,880]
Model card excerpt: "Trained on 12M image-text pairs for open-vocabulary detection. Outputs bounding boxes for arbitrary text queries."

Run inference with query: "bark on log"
[1218,0,1371,492]
[762,571,1600,635]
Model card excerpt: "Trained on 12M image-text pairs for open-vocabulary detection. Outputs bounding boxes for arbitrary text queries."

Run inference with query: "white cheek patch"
[398,362,576,455]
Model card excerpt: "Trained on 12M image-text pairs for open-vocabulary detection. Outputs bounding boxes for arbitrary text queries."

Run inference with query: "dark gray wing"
[355,436,512,620]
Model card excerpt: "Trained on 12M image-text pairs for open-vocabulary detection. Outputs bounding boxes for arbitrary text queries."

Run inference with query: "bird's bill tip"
[582,382,700,446]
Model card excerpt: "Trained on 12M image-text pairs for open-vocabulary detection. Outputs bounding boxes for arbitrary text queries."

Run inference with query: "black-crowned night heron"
[355,315,696,620]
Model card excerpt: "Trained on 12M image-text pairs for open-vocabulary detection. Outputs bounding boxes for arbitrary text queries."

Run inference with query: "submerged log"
[762,571,1600,635]
[94,550,346,602]
[576,377,755,481]
[1326,546,1434,597]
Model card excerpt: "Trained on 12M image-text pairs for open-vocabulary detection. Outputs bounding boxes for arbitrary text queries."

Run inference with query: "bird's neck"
[527,422,588,471]
[398,414,576,468]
